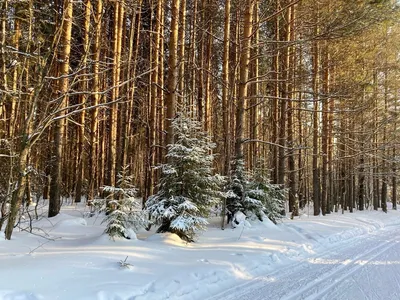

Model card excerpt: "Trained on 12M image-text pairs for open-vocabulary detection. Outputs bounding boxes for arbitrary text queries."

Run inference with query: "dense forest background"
[1,0,400,239]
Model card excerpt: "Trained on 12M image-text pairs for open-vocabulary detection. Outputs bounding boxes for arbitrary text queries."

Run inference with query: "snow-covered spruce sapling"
[93,168,148,240]
[145,113,224,242]
[119,256,134,269]
[226,159,264,223]
[247,170,285,224]
[226,159,285,225]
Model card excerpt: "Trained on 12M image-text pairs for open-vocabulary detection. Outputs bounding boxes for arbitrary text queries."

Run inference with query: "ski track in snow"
[206,227,400,300]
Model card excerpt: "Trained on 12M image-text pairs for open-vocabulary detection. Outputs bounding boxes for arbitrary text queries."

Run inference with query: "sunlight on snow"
[231,267,253,280]
[307,258,352,265]
[307,258,400,266]
[355,260,400,265]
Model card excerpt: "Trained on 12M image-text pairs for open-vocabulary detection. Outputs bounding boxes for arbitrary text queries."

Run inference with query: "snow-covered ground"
[1,202,400,300]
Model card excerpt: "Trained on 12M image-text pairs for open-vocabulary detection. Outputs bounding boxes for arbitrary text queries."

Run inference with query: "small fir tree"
[145,114,224,242]
[93,167,148,240]
[226,159,285,224]
[226,159,263,222]
[247,168,286,224]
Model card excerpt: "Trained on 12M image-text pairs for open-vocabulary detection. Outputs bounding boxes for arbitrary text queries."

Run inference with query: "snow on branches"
[146,113,224,242]
[93,167,148,240]
[226,159,285,225]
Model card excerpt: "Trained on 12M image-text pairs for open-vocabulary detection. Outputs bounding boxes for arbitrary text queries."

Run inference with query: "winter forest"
[1,0,400,240]
[3,0,400,299]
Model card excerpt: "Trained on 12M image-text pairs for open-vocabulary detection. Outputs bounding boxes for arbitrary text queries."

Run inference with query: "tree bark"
[88,0,102,201]
[221,0,231,230]
[312,38,320,216]
[75,0,91,203]
[234,0,254,162]
[49,0,73,217]
[165,0,180,147]
[108,1,124,188]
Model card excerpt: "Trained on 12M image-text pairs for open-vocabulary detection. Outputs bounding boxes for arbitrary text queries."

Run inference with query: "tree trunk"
[178,0,186,102]
[271,0,280,184]
[321,42,329,215]
[221,0,231,230]
[249,1,259,172]
[49,0,73,217]
[277,2,289,187]
[165,0,180,147]
[312,38,320,216]
[108,1,124,188]
[234,0,254,162]
[287,4,298,216]
[75,0,91,203]
[5,147,29,239]
[393,92,397,210]
[88,0,102,201]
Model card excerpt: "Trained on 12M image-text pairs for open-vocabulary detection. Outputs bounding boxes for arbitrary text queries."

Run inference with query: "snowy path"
[207,225,400,300]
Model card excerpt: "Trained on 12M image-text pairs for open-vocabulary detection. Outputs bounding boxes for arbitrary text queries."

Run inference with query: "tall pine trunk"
[235,0,254,162]
[88,0,103,201]
[75,0,91,203]
[221,0,231,230]
[165,0,180,147]
[49,0,73,217]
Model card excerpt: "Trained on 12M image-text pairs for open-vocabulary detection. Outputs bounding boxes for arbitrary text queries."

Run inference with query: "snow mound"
[47,213,77,223]
[0,291,42,300]
[146,233,186,245]
[90,233,138,246]
[48,216,90,237]
[247,213,281,230]
[55,217,87,227]
[124,228,138,240]
[231,211,251,228]
[96,291,123,300]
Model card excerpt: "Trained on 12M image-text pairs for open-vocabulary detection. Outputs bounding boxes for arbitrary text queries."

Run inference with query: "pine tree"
[145,113,224,242]
[94,167,148,240]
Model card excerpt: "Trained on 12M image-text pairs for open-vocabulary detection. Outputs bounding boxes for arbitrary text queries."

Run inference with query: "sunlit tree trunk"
[178,0,186,102]
[234,0,254,163]
[249,0,259,171]
[49,0,73,217]
[312,36,320,216]
[277,3,289,187]
[271,0,280,184]
[222,0,231,175]
[358,85,366,211]
[221,0,231,229]
[165,0,180,147]
[373,70,379,210]
[0,0,7,121]
[88,0,103,201]
[9,6,20,139]
[157,2,165,164]
[189,0,197,119]
[321,41,329,215]
[392,90,397,210]
[287,4,298,216]
[381,69,388,213]
[75,0,91,203]
[204,19,212,134]
[146,0,162,200]
[108,1,124,188]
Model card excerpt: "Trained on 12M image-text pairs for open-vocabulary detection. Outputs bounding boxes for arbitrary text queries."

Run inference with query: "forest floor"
[0,202,399,300]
